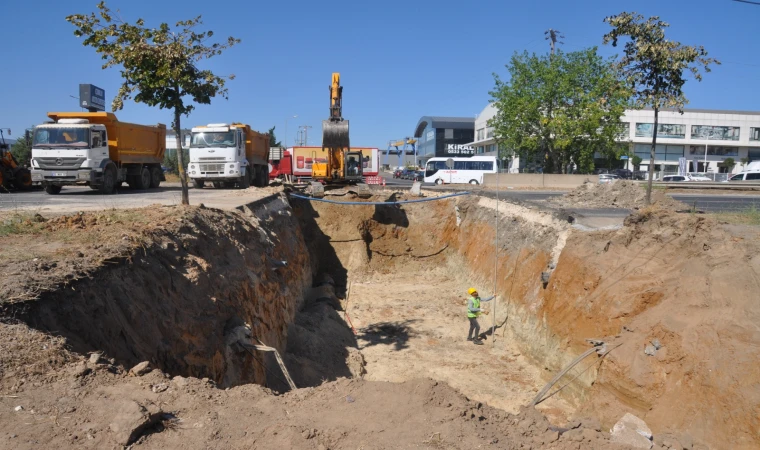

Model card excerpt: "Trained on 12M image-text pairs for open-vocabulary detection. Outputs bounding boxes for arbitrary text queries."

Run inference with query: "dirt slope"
[550,180,685,209]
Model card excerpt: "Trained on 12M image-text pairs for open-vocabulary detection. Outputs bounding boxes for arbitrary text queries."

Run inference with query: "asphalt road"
[3,178,760,214]
[384,176,760,213]
[0,184,251,213]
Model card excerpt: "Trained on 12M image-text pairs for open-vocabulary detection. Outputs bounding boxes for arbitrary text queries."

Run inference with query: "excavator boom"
[310,73,370,198]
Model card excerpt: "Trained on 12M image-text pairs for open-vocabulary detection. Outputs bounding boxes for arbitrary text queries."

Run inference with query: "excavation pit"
[0,189,758,449]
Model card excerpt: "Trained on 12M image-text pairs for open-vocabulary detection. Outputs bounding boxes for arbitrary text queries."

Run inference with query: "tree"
[722,157,736,173]
[741,157,750,169]
[632,155,643,171]
[489,48,629,174]
[604,12,719,204]
[66,2,240,205]
[10,129,33,166]
[268,126,282,147]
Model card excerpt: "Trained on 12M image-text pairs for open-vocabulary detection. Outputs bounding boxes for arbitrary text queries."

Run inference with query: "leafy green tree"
[10,129,33,166]
[489,48,629,174]
[632,155,643,171]
[740,157,750,169]
[66,2,240,205]
[604,12,719,204]
[268,126,282,147]
[722,157,736,172]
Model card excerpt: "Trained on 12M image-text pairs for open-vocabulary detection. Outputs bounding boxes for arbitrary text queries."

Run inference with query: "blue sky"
[1,0,758,148]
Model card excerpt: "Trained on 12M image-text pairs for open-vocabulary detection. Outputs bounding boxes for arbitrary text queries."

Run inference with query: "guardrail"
[647,181,760,191]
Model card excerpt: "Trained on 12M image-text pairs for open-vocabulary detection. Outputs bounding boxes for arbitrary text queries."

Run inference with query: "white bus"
[423,156,498,185]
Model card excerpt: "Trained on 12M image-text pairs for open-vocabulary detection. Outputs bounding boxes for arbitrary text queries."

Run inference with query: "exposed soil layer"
[2,188,757,449]
[550,180,686,210]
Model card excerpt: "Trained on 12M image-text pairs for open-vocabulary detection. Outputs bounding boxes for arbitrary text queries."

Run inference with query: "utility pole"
[297,125,312,146]
[544,29,565,55]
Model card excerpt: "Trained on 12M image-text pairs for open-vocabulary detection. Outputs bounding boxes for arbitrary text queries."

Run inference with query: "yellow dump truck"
[188,123,270,189]
[31,112,166,195]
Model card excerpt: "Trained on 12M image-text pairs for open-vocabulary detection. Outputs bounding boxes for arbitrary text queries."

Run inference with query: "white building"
[470,104,760,174]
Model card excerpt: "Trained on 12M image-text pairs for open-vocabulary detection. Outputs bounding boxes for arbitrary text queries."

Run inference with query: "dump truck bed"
[230,123,269,165]
[47,112,166,164]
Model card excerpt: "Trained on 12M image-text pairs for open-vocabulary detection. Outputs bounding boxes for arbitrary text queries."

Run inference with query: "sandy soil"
[346,268,575,422]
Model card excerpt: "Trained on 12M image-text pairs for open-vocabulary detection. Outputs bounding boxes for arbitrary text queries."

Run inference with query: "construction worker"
[466,288,494,345]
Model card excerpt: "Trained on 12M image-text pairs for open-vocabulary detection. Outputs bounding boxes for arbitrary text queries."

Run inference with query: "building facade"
[468,104,760,174]
[413,116,475,160]
[621,109,760,174]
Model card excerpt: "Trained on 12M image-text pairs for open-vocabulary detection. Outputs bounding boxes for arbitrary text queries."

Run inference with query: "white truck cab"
[31,119,111,194]
[188,123,269,189]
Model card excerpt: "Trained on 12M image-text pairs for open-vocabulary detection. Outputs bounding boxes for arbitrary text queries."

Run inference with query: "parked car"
[725,171,760,182]
[662,174,711,182]
[412,170,425,182]
[612,169,633,179]
[598,173,620,184]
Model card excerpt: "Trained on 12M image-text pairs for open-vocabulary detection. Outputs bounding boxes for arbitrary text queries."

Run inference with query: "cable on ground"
[289,191,470,205]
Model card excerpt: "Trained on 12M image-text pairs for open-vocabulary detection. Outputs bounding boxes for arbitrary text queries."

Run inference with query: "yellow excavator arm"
[314,72,350,180]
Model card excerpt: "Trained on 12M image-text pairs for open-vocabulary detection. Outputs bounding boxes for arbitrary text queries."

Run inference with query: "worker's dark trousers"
[468,317,480,340]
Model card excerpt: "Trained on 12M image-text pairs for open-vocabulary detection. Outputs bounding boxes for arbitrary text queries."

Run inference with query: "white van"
[423,156,498,185]
[726,171,760,182]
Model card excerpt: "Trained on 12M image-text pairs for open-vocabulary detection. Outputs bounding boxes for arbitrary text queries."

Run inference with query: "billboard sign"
[79,84,106,112]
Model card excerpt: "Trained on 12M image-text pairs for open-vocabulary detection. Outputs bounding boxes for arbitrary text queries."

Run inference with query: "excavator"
[309,73,371,198]
[0,129,32,191]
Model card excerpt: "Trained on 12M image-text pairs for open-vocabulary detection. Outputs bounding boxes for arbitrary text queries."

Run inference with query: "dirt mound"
[0,342,631,450]
[550,180,685,209]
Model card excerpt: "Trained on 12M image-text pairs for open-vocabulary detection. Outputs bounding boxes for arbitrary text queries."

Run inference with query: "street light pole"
[704,128,711,179]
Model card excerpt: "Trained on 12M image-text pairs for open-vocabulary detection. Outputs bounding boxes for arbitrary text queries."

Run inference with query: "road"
[2,178,760,214]
[384,175,760,213]
[0,184,263,213]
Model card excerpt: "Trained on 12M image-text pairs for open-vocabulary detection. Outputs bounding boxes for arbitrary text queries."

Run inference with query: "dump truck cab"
[188,123,270,189]
[31,119,110,191]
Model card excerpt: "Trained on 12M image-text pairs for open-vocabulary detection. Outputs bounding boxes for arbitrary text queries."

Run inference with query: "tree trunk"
[646,106,658,206]
[174,109,189,206]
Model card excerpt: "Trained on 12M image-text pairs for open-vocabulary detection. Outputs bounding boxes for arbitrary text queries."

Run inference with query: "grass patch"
[714,205,760,226]
[0,213,47,237]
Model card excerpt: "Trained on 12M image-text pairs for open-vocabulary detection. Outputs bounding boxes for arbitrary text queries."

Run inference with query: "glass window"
[635,123,685,139]
[476,128,484,141]
[33,128,90,147]
[688,145,739,157]
[634,144,683,160]
[751,127,760,141]
[191,131,236,147]
[486,127,494,138]
[749,148,760,161]
[444,129,454,139]
[747,173,760,180]
[691,125,740,141]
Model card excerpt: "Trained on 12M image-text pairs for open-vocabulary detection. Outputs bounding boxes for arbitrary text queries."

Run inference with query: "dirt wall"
[447,197,760,449]
[13,194,312,388]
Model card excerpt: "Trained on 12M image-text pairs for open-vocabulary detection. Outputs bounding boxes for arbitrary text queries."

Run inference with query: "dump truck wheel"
[239,169,250,189]
[45,184,62,195]
[212,182,222,189]
[89,185,99,190]
[149,166,162,189]
[13,169,33,190]
[136,166,151,190]
[193,179,205,189]
[100,166,117,194]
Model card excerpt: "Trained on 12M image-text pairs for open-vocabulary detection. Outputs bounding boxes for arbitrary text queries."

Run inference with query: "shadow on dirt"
[357,320,420,351]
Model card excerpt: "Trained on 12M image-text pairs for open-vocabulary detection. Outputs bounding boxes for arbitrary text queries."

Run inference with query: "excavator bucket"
[322,120,350,149]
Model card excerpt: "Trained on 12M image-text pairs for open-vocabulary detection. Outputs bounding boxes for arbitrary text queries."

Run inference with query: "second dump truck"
[188,123,269,189]
[31,112,166,195]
